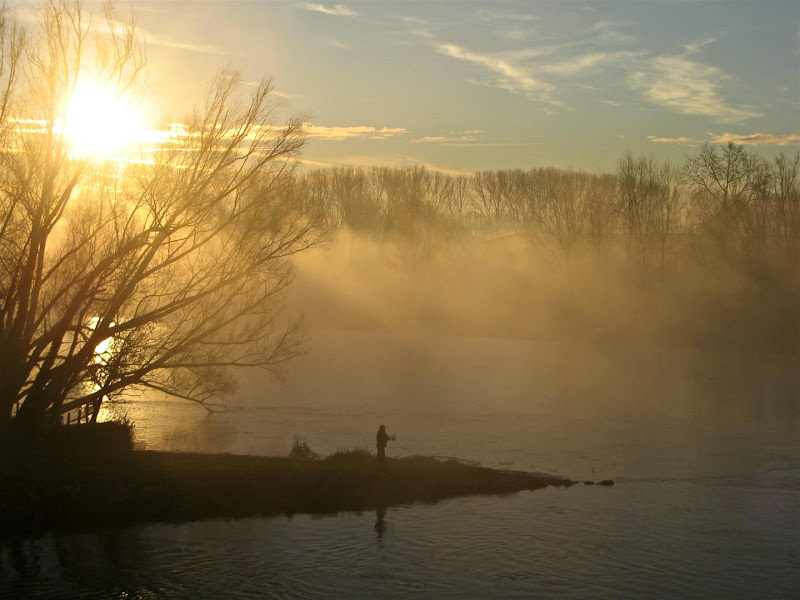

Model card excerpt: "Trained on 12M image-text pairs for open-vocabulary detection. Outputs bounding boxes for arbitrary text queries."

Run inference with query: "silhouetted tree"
[682,143,760,261]
[0,2,319,424]
[584,173,618,260]
[617,154,682,275]
[750,152,800,264]
[523,168,590,261]
[330,167,382,234]
[471,170,511,230]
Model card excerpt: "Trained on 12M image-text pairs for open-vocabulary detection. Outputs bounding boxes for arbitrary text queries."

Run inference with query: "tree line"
[281,145,799,276]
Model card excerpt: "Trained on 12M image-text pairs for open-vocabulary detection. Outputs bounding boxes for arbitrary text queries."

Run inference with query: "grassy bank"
[0,431,587,535]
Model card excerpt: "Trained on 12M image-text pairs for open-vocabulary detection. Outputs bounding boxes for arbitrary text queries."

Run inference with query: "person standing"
[376,424,395,463]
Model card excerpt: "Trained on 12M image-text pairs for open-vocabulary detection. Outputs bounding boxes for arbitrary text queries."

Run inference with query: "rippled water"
[2,331,799,598]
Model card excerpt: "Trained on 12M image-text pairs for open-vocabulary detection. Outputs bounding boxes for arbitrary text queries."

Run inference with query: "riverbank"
[0,442,590,536]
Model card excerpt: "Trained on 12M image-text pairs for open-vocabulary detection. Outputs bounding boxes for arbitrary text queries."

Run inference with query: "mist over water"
[5,322,799,599]
[101,228,799,476]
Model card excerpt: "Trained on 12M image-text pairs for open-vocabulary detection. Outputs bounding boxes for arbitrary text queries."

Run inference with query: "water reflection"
[375,506,387,540]
[1,529,158,599]
[2,480,798,600]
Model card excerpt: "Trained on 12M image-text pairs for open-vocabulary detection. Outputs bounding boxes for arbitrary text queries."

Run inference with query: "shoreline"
[0,448,604,536]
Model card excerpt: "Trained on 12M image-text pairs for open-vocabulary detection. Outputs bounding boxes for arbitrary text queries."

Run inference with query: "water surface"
[2,330,798,598]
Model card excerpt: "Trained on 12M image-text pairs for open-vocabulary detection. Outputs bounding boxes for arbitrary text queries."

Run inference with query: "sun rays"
[59,76,152,159]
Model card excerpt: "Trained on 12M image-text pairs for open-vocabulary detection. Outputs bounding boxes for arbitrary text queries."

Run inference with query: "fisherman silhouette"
[376,424,395,463]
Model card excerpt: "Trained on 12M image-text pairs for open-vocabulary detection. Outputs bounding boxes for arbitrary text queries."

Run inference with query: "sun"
[61,76,148,158]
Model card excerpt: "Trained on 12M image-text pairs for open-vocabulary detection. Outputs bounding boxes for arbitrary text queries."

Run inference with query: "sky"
[19,0,800,173]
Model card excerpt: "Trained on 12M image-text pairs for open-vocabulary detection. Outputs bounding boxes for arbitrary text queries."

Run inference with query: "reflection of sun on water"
[60,76,149,159]
[89,317,117,422]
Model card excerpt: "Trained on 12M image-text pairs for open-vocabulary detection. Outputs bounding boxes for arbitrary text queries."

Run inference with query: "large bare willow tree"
[0,2,319,425]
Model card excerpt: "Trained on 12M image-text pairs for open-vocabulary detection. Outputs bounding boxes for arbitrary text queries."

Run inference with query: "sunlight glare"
[62,77,147,158]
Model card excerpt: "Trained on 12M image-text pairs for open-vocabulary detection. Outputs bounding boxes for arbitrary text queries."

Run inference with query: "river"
[2,330,798,598]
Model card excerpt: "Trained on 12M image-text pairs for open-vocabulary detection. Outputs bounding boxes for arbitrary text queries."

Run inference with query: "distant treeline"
[282,143,799,276]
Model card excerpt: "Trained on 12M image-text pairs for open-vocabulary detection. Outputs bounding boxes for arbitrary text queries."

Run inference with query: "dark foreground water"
[2,331,799,598]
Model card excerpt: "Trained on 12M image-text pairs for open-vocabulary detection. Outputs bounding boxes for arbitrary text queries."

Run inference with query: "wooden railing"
[11,400,97,425]
[61,402,97,425]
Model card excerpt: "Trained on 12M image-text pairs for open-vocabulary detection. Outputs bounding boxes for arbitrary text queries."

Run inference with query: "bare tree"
[523,168,590,261]
[616,153,682,274]
[750,152,800,264]
[447,176,473,221]
[0,2,320,424]
[328,167,382,235]
[471,171,510,230]
[771,153,800,264]
[652,162,683,271]
[583,173,618,260]
[376,166,429,238]
[682,142,760,261]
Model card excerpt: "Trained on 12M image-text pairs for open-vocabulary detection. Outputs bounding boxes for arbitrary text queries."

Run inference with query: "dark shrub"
[288,436,320,460]
[325,448,373,463]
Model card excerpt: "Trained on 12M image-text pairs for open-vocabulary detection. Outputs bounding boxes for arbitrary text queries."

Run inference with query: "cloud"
[436,43,561,106]
[647,136,697,144]
[270,89,303,100]
[541,51,643,76]
[503,30,528,41]
[397,15,434,39]
[683,38,718,55]
[95,18,230,55]
[709,132,800,146]
[303,124,407,140]
[411,130,541,147]
[301,3,358,17]
[647,132,800,146]
[399,16,429,26]
[413,130,484,144]
[144,32,230,55]
[476,8,538,23]
[593,20,638,45]
[307,154,475,176]
[432,34,637,107]
[630,44,761,123]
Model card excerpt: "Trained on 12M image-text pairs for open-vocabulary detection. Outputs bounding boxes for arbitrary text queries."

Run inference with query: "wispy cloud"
[303,124,407,140]
[241,81,301,100]
[301,3,358,17]
[648,132,800,146]
[412,129,484,143]
[309,154,475,176]
[503,30,528,42]
[399,16,429,26]
[476,8,538,24]
[711,132,800,146]
[89,16,230,55]
[270,89,303,100]
[631,45,761,123]
[593,20,638,45]
[647,135,698,144]
[436,43,561,106]
[682,38,718,55]
[541,51,643,76]
[144,32,230,55]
